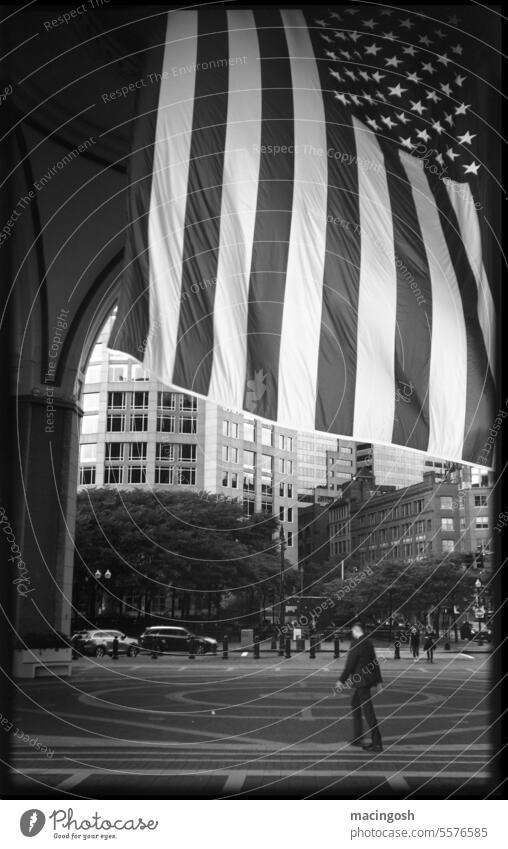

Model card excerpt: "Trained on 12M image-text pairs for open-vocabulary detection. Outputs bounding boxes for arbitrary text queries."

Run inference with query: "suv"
[72,629,140,658]
[140,626,217,655]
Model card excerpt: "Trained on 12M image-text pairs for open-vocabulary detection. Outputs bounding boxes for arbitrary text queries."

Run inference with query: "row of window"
[80,443,197,462]
[81,413,198,435]
[85,363,150,384]
[80,466,197,486]
[83,390,198,413]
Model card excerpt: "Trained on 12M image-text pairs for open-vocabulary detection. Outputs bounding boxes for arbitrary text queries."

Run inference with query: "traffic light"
[474,550,485,570]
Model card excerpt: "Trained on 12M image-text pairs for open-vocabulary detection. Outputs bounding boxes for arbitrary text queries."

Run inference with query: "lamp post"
[93,569,111,622]
[474,578,484,646]
[279,526,285,628]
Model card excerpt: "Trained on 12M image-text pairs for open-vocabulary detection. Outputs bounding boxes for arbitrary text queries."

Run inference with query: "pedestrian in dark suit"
[334,621,383,752]
[424,628,436,662]
[410,627,420,659]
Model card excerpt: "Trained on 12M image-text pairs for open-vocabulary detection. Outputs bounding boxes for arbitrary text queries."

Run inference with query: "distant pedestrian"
[394,629,402,659]
[424,628,436,663]
[410,627,420,659]
[333,621,383,752]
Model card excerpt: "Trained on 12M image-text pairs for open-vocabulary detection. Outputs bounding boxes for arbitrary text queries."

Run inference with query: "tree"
[73,489,289,627]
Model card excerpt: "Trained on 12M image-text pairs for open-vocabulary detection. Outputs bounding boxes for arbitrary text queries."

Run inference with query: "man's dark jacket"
[339,636,383,688]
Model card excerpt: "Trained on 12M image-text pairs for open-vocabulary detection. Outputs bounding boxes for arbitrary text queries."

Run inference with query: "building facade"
[328,468,494,567]
[355,442,453,488]
[78,317,300,563]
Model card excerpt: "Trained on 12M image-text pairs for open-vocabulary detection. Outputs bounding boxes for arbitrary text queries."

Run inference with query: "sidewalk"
[232,638,492,656]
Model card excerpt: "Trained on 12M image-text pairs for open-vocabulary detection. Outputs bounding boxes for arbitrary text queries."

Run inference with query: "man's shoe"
[362,742,383,753]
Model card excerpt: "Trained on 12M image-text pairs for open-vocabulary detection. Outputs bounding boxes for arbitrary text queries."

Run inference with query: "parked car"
[140,626,217,655]
[71,629,140,658]
[470,629,492,642]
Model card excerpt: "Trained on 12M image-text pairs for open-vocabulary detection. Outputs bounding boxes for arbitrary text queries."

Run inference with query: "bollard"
[188,636,195,660]
[284,636,291,658]
[254,636,260,659]
[394,640,401,659]
[212,640,217,656]
[112,637,119,661]
[222,635,229,660]
[334,636,340,659]
[278,634,284,657]
[309,634,316,659]
[151,636,158,660]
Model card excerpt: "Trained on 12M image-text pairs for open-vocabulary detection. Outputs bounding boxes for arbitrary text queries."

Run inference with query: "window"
[261,500,272,514]
[158,392,176,410]
[128,466,146,484]
[287,484,293,498]
[441,517,454,531]
[243,473,254,492]
[180,416,197,434]
[231,472,238,489]
[106,442,124,461]
[222,445,238,463]
[130,414,148,432]
[244,420,255,442]
[132,391,149,409]
[441,539,455,553]
[80,443,97,462]
[243,498,255,517]
[155,466,173,484]
[180,394,197,411]
[261,426,272,446]
[287,531,293,547]
[223,420,239,438]
[105,466,123,484]
[157,415,175,433]
[82,393,99,412]
[176,468,196,485]
[261,454,273,473]
[474,495,488,507]
[426,519,432,530]
[440,496,454,510]
[108,364,128,381]
[156,442,175,461]
[279,482,285,497]
[131,364,149,381]
[287,507,293,523]
[261,476,272,496]
[278,458,293,474]
[82,414,99,434]
[279,506,285,522]
[108,391,125,409]
[180,444,196,462]
[475,516,489,529]
[85,364,101,383]
[107,414,125,433]
[79,466,96,485]
[129,442,147,461]
[222,471,229,487]
[244,450,255,469]
[460,517,466,529]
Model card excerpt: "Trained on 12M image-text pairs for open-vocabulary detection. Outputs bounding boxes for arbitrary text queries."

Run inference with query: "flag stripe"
[145,11,198,383]
[108,36,164,357]
[401,152,467,460]
[352,119,397,443]
[431,180,495,464]
[243,9,294,420]
[310,28,361,437]
[207,10,262,412]
[171,9,229,395]
[445,181,495,380]
[276,10,328,432]
[386,150,433,452]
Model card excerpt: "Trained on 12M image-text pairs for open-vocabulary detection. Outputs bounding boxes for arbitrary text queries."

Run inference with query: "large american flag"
[110,5,498,467]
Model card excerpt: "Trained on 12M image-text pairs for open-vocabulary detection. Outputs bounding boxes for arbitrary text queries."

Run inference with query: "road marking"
[17,768,489,781]
[56,771,91,790]
[222,770,247,793]
[300,707,313,721]
[178,666,188,671]
[386,772,410,791]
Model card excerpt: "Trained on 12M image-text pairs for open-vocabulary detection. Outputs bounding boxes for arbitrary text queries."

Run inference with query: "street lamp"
[93,569,112,621]
[474,578,484,645]
[279,526,285,628]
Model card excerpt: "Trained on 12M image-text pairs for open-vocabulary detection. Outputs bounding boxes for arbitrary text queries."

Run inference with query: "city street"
[9,650,493,799]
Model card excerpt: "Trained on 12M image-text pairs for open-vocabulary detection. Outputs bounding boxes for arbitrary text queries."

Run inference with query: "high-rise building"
[355,442,453,488]
[78,317,300,563]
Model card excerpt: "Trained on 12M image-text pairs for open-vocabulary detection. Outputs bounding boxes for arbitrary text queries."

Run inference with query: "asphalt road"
[8,651,494,799]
